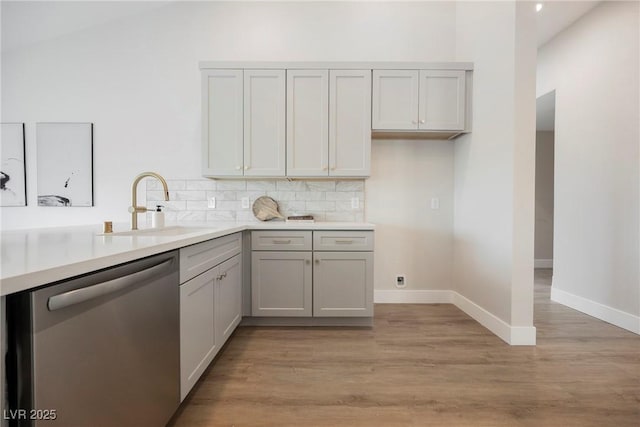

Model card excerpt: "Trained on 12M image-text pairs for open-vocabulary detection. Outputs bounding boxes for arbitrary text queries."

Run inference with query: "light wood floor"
[169,270,640,427]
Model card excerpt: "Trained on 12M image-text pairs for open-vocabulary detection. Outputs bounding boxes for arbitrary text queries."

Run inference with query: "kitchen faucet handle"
[128,206,148,214]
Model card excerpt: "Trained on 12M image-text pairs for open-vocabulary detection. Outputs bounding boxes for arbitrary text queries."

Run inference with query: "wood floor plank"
[169,269,640,426]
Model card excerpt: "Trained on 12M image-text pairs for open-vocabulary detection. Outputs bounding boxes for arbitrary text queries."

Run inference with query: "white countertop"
[0,221,374,296]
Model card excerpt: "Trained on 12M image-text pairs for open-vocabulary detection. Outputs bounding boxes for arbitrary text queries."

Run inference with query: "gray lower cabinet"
[180,234,242,401]
[250,230,374,318]
[216,254,243,344]
[251,251,312,317]
[180,267,218,401]
[313,251,374,317]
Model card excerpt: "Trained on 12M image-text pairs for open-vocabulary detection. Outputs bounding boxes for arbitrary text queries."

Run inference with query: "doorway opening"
[534,90,555,297]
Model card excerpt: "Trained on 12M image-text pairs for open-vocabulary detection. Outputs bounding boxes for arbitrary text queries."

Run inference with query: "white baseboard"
[551,287,640,335]
[374,289,453,304]
[534,259,553,268]
[373,289,536,345]
[452,293,536,345]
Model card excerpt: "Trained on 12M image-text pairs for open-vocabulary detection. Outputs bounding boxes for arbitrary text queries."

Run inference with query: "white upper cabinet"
[202,62,472,178]
[418,70,466,131]
[286,69,329,177]
[329,70,371,177]
[202,69,243,176]
[202,69,286,177]
[244,70,286,176]
[372,69,466,132]
[372,70,419,130]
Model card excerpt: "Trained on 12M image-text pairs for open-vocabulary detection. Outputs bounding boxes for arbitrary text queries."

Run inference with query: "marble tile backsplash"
[145,179,365,223]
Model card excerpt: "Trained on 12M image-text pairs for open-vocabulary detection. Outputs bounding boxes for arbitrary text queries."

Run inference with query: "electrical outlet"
[208,197,216,209]
[395,274,406,288]
[430,197,440,210]
[241,197,250,209]
[351,197,360,209]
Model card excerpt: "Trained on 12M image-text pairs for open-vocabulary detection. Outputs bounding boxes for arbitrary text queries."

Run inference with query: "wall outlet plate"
[351,197,360,209]
[396,274,406,288]
[208,197,216,209]
[241,197,250,209]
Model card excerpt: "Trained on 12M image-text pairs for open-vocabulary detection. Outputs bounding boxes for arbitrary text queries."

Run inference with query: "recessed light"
[536,3,543,12]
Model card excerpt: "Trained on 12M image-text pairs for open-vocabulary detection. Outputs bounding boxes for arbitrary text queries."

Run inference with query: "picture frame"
[0,123,27,207]
[36,122,94,207]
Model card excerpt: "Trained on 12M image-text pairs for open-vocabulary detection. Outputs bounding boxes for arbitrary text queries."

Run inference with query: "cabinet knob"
[330,167,336,171]
[235,166,241,170]
[322,166,328,171]
[419,119,425,124]
[315,259,320,264]
[306,259,310,265]
[244,165,250,170]
[412,120,418,125]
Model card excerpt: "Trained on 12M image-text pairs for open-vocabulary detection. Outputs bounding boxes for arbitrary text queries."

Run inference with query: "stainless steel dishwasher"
[7,250,180,427]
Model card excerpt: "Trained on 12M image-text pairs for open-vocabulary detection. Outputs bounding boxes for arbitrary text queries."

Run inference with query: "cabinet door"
[244,70,286,176]
[313,252,373,317]
[202,69,244,176]
[180,267,218,401]
[286,70,329,177]
[372,70,419,130]
[418,70,466,131]
[251,251,312,317]
[216,254,242,346]
[329,70,371,177]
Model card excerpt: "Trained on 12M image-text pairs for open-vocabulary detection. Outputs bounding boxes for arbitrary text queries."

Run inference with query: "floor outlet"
[208,197,216,209]
[396,275,406,288]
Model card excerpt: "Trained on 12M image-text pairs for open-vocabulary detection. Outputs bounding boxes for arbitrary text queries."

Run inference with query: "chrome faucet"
[128,172,169,230]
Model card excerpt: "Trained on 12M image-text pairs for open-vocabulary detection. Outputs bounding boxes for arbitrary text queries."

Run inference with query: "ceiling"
[536,1,600,47]
[1,1,171,52]
[2,0,601,52]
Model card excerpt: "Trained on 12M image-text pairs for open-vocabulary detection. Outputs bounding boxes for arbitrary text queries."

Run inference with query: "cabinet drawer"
[180,233,241,283]
[251,231,312,251]
[313,231,374,251]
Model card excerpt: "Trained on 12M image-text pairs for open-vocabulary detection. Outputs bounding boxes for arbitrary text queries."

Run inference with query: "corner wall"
[537,1,640,333]
[453,1,536,344]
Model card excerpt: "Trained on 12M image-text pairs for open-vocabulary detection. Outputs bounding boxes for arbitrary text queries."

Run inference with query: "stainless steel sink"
[100,226,213,237]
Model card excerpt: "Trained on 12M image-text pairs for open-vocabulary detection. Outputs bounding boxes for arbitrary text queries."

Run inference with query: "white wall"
[366,140,454,291]
[453,1,536,342]
[537,1,640,331]
[535,131,554,263]
[1,1,457,292]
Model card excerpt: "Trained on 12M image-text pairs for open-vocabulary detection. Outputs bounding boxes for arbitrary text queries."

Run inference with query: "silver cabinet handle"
[315,259,320,264]
[335,240,354,244]
[272,239,291,244]
[48,259,173,311]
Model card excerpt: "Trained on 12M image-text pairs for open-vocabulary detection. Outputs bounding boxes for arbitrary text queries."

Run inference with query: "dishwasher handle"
[47,258,174,311]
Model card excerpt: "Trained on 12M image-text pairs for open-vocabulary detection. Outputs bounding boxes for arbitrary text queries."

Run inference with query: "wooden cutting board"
[252,196,285,221]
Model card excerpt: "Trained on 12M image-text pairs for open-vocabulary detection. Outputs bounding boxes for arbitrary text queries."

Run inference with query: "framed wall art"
[0,123,27,207]
[36,122,94,207]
